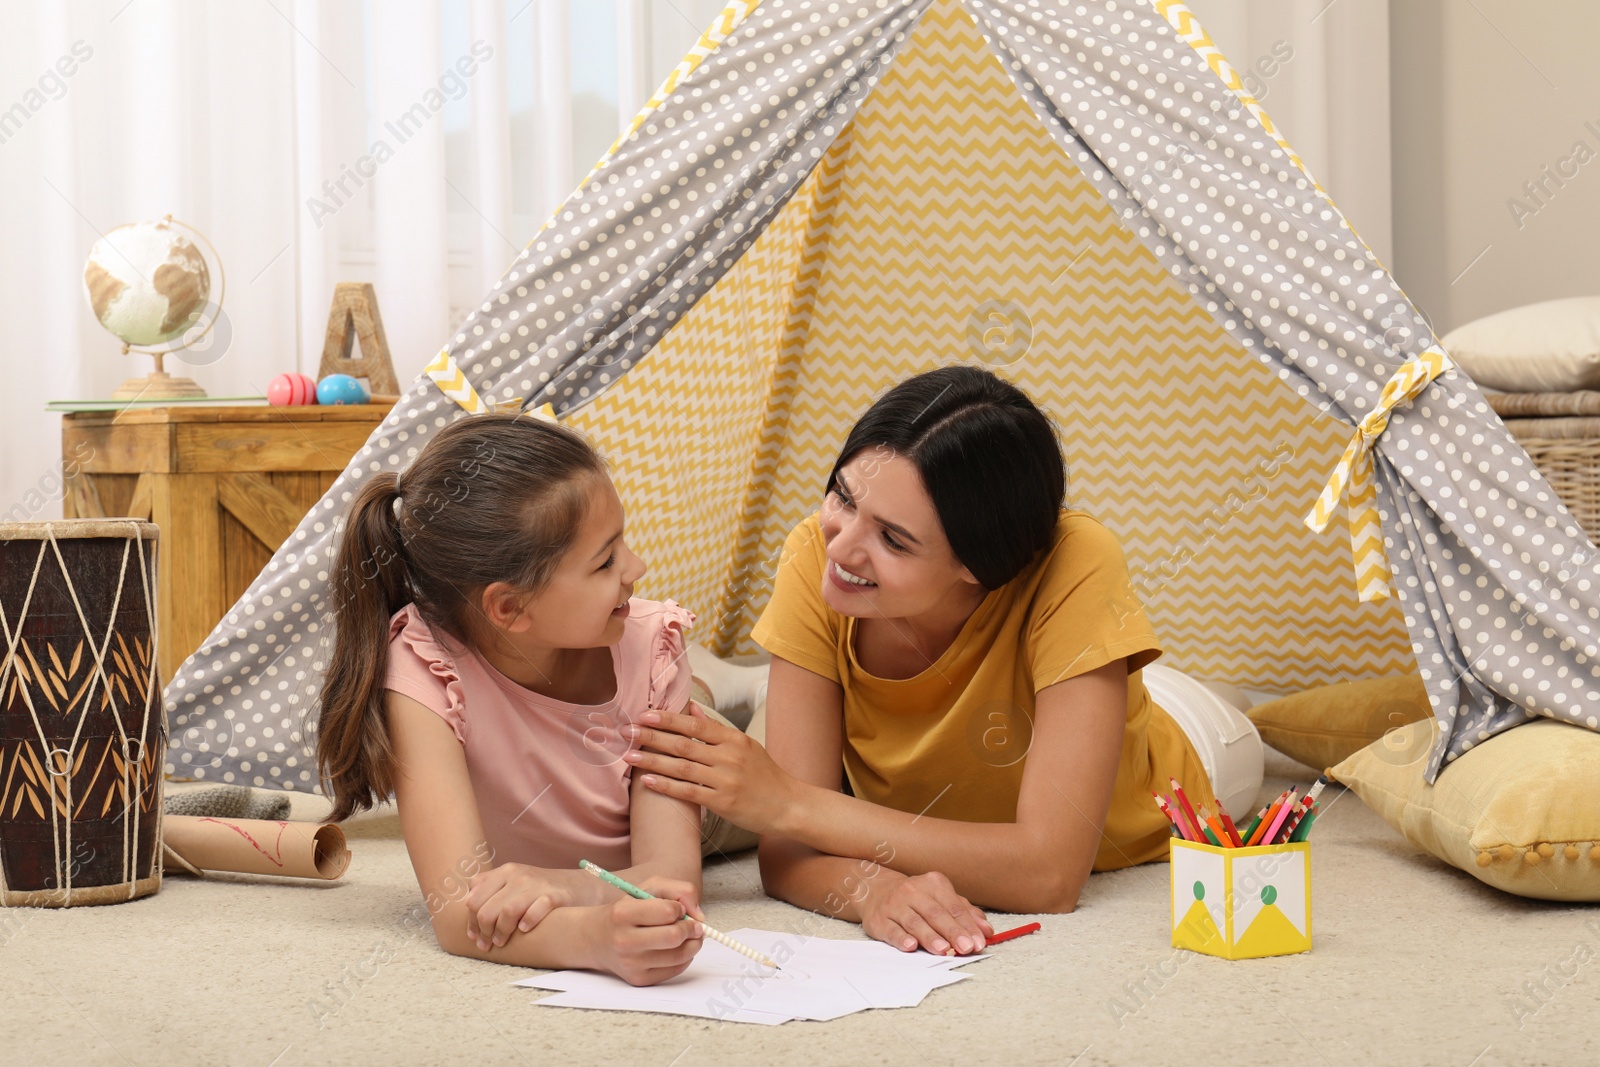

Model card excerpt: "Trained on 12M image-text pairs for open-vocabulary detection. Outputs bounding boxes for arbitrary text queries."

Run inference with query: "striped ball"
[267,372,317,406]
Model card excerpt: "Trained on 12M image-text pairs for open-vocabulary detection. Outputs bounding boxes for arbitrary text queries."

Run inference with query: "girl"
[621,366,1265,956]
[316,413,709,986]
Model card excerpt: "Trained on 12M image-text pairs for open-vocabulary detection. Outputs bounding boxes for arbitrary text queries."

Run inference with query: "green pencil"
[1288,809,1319,843]
[1239,808,1267,844]
[579,860,779,970]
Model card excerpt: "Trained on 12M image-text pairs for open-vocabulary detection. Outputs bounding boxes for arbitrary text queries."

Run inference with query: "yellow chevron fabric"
[424,348,485,415]
[1305,346,1455,603]
[570,0,1415,692]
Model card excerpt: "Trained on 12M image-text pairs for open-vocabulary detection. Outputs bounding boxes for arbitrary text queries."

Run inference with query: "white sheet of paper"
[533,990,793,1026]
[514,928,988,1024]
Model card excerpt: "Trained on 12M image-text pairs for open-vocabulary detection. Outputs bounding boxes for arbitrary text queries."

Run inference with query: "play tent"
[164,0,1600,793]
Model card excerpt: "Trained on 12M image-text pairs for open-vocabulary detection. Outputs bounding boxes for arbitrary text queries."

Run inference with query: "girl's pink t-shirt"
[383,597,695,871]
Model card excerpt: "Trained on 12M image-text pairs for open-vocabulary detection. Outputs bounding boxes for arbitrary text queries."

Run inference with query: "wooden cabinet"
[60,405,388,682]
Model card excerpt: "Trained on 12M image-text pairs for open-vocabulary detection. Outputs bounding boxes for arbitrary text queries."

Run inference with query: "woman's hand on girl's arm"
[385,690,702,982]
[623,702,801,836]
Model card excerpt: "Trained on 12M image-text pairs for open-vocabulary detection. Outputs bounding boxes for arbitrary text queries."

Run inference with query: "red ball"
[268,372,317,406]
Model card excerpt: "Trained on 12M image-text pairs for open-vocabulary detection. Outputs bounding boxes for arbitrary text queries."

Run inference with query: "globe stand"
[111,349,207,401]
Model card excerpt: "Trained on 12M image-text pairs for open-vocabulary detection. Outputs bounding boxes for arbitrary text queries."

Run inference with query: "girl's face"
[494,474,647,649]
[817,446,981,620]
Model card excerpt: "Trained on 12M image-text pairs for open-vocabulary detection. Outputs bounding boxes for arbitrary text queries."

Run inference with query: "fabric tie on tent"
[1304,346,1454,603]
[423,348,487,415]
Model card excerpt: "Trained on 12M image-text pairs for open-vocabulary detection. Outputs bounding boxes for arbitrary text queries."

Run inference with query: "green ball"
[1261,885,1278,906]
[1193,881,1205,901]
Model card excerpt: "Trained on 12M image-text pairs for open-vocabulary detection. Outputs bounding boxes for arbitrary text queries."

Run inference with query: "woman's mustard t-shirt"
[749,509,1215,870]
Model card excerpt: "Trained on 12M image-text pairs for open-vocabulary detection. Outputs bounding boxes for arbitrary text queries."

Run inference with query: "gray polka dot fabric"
[165,0,1600,793]
[961,0,1598,780]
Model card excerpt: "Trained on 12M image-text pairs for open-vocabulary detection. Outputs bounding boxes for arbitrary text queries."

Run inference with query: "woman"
[624,366,1263,955]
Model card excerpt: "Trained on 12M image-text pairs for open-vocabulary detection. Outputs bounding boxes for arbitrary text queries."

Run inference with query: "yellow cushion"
[1331,718,1600,902]
[1245,673,1431,772]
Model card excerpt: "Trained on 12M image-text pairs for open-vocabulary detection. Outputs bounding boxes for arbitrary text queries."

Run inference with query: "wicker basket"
[1488,391,1600,541]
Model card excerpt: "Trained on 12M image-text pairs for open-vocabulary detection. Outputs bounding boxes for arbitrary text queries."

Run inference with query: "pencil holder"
[1169,838,1311,960]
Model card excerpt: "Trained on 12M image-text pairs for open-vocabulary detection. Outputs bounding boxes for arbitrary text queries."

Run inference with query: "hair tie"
[387,477,406,525]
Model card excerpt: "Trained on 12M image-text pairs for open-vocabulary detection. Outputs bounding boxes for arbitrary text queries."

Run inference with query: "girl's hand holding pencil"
[585,874,708,987]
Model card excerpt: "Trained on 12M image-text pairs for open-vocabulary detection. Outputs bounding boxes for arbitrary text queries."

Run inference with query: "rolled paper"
[162,815,352,880]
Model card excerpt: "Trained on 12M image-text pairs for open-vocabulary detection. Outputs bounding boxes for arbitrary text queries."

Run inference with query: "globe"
[84,219,210,347]
[82,215,223,400]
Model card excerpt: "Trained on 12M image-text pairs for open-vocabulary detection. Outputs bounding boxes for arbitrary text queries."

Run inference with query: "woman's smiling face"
[817,446,982,619]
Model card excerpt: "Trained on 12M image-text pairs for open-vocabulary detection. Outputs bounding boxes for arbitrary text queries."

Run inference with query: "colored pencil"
[579,860,779,970]
[1153,793,1192,840]
[1261,789,1300,845]
[1270,802,1304,845]
[1152,796,1190,838]
[1245,808,1277,846]
[1216,806,1245,848]
[986,922,1042,946]
[1280,776,1330,842]
[1169,778,1205,848]
[1202,810,1229,847]
[1275,794,1312,844]
[1246,792,1290,846]
[1289,806,1320,843]
[1157,792,1201,842]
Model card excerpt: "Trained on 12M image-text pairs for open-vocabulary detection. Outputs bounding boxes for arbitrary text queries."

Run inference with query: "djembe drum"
[0,520,164,906]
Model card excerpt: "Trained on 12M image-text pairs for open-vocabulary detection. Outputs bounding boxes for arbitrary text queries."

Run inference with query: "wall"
[1391,0,1600,334]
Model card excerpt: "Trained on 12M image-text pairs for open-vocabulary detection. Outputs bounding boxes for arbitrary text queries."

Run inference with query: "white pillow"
[1442,296,1600,392]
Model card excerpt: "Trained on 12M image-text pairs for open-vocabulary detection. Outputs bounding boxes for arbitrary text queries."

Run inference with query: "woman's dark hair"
[317,414,606,820]
[827,366,1065,589]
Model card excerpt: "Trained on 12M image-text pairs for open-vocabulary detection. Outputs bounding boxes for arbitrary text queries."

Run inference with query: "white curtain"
[0,0,712,518]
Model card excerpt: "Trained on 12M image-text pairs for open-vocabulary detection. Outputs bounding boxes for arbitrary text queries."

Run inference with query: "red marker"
[986,922,1041,946]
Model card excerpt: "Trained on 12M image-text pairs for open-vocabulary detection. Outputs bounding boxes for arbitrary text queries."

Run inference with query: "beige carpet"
[4,748,1597,1067]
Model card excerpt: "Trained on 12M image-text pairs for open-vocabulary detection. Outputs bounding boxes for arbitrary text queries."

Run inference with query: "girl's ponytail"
[318,471,411,821]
